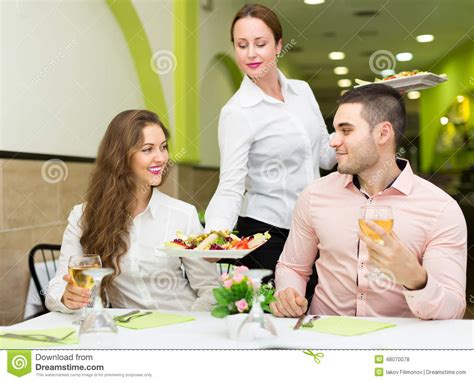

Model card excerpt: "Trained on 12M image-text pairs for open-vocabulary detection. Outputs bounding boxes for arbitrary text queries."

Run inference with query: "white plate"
[155,244,264,259]
[354,73,447,92]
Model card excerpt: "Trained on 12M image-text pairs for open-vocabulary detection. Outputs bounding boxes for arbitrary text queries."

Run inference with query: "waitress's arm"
[204,106,254,232]
[318,126,337,170]
[303,83,337,170]
[182,206,220,311]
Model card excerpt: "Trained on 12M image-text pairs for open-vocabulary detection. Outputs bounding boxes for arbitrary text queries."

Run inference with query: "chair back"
[28,244,61,314]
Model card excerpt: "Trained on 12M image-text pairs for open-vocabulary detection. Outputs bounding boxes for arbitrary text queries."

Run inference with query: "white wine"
[359,219,393,244]
[68,265,100,289]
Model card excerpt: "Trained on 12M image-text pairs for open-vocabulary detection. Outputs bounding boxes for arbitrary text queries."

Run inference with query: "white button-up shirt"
[46,189,219,313]
[205,70,336,231]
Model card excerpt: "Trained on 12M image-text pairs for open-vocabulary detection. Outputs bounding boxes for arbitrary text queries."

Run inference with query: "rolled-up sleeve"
[45,205,84,313]
[276,185,319,297]
[183,207,219,311]
[204,106,254,232]
[403,200,467,319]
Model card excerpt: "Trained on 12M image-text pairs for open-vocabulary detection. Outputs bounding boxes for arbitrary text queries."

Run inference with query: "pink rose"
[220,272,229,282]
[232,273,244,283]
[223,279,233,289]
[234,265,249,274]
[235,299,248,313]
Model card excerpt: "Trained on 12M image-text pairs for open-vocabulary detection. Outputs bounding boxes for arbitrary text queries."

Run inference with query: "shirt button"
[360,262,364,269]
[358,293,365,300]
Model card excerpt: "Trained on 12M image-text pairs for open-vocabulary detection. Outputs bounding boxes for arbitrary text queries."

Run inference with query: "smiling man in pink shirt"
[271,84,467,320]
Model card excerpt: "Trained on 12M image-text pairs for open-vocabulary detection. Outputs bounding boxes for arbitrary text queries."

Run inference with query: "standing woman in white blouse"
[46,110,218,313]
[205,4,336,294]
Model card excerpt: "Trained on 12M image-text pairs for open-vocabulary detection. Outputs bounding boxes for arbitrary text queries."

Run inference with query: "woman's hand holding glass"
[62,255,101,313]
[61,274,92,309]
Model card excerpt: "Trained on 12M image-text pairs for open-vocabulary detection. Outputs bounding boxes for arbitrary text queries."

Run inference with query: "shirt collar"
[343,158,414,195]
[238,69,299,108]
[145,188,162,219]
[390,158,414,195]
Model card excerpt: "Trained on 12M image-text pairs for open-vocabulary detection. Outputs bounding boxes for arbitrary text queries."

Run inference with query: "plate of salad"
[156,230,271,259]
[355,70,447,92]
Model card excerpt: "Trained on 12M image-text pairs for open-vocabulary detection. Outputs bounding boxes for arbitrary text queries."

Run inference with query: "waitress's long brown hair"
[79,110,169,301]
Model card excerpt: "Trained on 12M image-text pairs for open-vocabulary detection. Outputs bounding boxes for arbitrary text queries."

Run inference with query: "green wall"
[174,0,200,163]
[106,0,169,128]
[419,40,474,172]
[211,53,243,91]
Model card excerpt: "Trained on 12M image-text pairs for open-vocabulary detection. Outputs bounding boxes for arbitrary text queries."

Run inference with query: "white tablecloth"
[5,309,473,349]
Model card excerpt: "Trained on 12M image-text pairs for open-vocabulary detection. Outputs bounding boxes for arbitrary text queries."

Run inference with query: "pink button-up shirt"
[276,160,467,319]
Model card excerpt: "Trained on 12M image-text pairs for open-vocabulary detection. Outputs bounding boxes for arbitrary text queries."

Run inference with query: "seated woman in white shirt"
[205,4,336,295]
[46,110,218,313]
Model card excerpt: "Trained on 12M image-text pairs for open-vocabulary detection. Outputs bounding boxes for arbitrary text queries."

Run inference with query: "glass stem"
[252,281,263,313]
[80,306,87,321]
[92,280,103,311]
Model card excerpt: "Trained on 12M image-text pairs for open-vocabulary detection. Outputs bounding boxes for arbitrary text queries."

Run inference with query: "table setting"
[7,230,472,351]
[2,304,472,350]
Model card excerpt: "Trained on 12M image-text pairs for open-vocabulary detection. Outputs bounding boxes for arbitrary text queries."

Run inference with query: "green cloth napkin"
[0,327,78,349]
[301,316,396,336]
[115,311,195,330]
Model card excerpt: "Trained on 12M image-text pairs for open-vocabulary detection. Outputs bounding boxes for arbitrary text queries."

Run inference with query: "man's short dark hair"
[337,84,407,148]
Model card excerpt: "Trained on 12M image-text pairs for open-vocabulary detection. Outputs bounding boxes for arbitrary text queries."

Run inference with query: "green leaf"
[231,282,248,300]
[244,291,254,309]
[214,236,226,245]
[211,306,230,318]
[213,288,232,306]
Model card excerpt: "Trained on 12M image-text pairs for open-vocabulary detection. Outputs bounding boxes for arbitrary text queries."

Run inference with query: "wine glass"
[236,269,278,341]
[68,255,102,325]
[359,205,393,280]
[79,268,117,335]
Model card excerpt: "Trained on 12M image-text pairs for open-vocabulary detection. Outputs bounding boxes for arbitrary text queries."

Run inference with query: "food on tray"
[355,70,447,86]
[378,70,428,81]
[163,230,271,251]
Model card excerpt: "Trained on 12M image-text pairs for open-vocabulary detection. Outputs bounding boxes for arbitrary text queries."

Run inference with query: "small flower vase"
[225,313,248,340]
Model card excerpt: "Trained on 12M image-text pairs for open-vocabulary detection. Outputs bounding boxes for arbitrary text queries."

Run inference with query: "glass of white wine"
[359,205,393,280]
[79,267,117,336]
[68,255,102,325]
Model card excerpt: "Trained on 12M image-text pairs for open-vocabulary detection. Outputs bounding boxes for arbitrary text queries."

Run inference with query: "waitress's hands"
[204,258,221,263]
[60,274,91,310]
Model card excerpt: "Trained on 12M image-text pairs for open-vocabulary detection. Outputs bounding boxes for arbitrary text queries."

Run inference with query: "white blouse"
[205,70,336,231]
[46,189,219,313]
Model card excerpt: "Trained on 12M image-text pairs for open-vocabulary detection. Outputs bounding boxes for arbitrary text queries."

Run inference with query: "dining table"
[2,309,473,349]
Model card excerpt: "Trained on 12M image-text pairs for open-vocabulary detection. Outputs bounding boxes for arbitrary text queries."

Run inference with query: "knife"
[293,315,306,330]
[113,310,140,321]
[118,311,153,323]
[0,333,70,344]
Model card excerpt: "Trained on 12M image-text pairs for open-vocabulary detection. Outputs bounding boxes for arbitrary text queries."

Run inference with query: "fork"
[113,310,140,322]
[0,330,75,343]
[116,311,152,323]
[301,315,321,328]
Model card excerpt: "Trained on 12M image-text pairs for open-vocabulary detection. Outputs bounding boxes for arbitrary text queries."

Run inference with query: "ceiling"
[238,0,474,116]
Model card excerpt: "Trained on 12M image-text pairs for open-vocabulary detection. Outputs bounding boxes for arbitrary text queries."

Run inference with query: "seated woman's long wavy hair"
[79,110,169,302]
